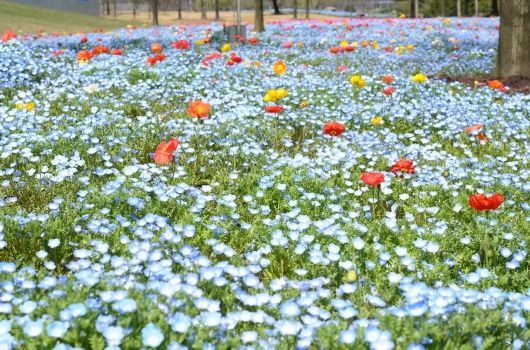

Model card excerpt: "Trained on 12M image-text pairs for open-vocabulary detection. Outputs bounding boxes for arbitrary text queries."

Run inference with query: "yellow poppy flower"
[371,116,383,126]
[221,43,231,52]
[411,73,428,84]
[350,75,366,88]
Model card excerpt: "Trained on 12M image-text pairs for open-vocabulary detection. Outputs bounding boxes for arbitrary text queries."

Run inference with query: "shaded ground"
[113,10,341,25]
[0,0,141,34]
[439,74,530,94]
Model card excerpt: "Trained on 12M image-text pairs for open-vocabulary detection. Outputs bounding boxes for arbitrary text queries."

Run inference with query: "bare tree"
[132,0,141,19]
[293,0,298,18]
[178,0,182,19]
[215,0,219,19]
[495,0,530,77]
[305,0,309,18]
[106,0,111,15]
[255,0,265,31]
[152,0,159,25]
[440,0,446,16]
[272,0,281,14]
[456,0,461,16]
[201,0,207,19]
[489,0,499,16]
[474,0,478,15]
[410,0,416,18]
[112,0,117,17]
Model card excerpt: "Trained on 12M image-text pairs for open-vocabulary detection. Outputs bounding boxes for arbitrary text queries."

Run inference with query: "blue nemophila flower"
[23,319,43,337]
[102,326,125,347]
[47,321,69,338]
[141,323,164,347]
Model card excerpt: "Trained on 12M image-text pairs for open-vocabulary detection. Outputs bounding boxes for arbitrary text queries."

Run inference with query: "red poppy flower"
[468,193,504,211]
[172,40,190,50]
[323,122,346,136]
[111,48,123,55]
[147,56,158,65]
[53,49,65,57]
[187,100,211,118]
[154,138,180,165]
[247,37,258,45]
[344,45,354,52]
[282,41,293,49]
[229,53,243,63]
[155,53,166,62]
[76,50,93,61]
[201,52,222,66]
[390,159,415,174]
[265,105,284,113]
[80,35,88,44]
[360,172,385,187]
[151,42,163,54]
[329,46,341,54]
[383,86,395,96]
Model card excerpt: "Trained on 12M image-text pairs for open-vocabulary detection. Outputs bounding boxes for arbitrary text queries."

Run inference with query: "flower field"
[1,17,530,349]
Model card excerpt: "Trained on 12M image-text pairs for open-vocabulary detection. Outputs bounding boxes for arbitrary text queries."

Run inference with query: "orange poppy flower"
[323,122,346,136]
[464,124,483,134]
[487,80,504,91]
[187,100,211,118]
[154,138,180,165]
[91,45,110,56]
[76,50,93,61]
[477,133,489,143]
[382,75,394,84]
[273,60,287,75]
[390,159,415,175]
[111,48,123,55]
[151,42,163,54]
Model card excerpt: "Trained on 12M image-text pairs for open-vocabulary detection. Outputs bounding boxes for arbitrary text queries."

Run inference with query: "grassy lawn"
[0,0,142,34]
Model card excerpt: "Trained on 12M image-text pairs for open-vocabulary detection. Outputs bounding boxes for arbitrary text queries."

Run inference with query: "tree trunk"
[112,0,116,17]
[441,0,446,16]
[410,0,415,17]
[305,0,309,18]
[272,0,281,14]
[255,0,265,32]
[106,0,110,15]
[178,0,182,19]
[152,0,159,25]
[489,0,499,16]
[293,0,297,18]
[474,0,478,15]
[414,0,419,17]
[215,0,219,19]
[456,0,461,16]
[201,0,207,19]
[495,0,530,77]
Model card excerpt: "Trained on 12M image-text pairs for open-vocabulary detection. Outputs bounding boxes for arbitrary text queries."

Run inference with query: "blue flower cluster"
[0,16,529,349]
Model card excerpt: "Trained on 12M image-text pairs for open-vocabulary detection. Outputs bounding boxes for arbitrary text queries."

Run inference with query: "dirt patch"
[438,74,530,94]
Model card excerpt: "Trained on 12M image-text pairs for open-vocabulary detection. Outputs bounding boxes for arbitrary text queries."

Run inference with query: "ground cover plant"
[0,16,530,349]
